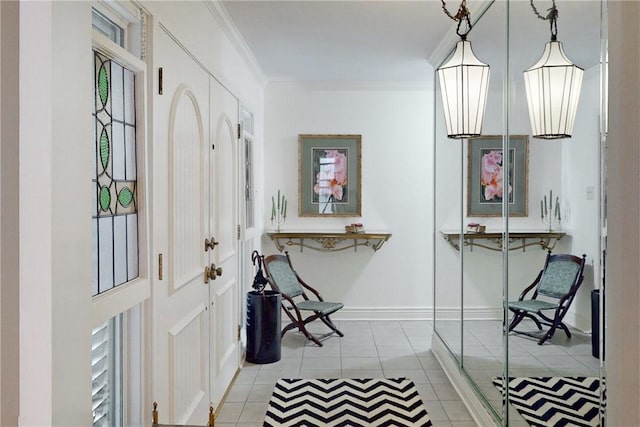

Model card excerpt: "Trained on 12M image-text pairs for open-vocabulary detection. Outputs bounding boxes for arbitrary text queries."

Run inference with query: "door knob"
[204,263,223,283]
[204,237,219,252]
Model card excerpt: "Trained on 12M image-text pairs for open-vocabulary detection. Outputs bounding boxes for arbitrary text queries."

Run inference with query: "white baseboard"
[565,311,592,334]
[433,307,502,321]
[331,306,503,321]
[331,306,591,332]
[432,334,501,427]
[333,307,432,321]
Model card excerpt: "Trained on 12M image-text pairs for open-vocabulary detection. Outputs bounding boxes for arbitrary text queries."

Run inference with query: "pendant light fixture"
[524,0,583,139]
[437,0,490,139]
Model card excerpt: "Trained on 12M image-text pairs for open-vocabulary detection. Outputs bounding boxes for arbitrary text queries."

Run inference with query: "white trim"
[96,0,139,25]
[92,29,146,71]
[432,334,501,427]
[334,307,432,321]
[329,306,503,321]
[204,0,267,86]
[565,311,592,333]
[92,278,150,327]
[268,80,433,91]
[434,307,503,321]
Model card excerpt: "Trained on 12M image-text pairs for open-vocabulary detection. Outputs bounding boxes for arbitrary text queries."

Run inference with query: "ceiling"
[221,0,603,83]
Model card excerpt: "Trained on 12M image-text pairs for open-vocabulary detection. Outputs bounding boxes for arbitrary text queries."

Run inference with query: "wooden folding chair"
[508,251,587,345]
[263,252,344,346]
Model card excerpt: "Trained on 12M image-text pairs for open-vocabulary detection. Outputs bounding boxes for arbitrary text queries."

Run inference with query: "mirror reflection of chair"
[508,251,587,345]
[263,251,344,346]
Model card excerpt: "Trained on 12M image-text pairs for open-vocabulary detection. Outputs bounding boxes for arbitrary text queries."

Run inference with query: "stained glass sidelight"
[92,50,138,296]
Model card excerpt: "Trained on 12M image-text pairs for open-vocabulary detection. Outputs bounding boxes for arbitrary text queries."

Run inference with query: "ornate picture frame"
[467,135,529,217]
[298,134,362,217]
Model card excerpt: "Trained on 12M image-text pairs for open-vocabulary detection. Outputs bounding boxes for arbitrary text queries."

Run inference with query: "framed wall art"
[298,134,362,217]
[467,135,529,217]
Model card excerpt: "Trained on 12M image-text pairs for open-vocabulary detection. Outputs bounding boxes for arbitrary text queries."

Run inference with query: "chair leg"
[508,311,525,332]
[536,310,572,345]
[298,322,323,347]
[320,315,344,337]
[509,309,544,332]
[558,321,572,338]
[537,320,570,345]
[522,312,543,330]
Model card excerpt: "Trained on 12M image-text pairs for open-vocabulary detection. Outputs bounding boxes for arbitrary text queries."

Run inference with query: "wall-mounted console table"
[266,232,392,253]
[441,230,566,252]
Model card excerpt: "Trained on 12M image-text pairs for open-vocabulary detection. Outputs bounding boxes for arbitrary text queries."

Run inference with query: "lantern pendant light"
[437,0,490,139]
[524,0,583,139]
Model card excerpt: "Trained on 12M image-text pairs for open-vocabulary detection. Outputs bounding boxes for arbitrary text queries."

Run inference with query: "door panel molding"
[168,303,207,423]
[213,278,236,372]
[213,114,237,264]
[168,85,206,293]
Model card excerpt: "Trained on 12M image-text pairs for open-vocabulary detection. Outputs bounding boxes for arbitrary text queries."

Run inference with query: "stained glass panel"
[124,70,135,124]
[98,217,114,293]
[113,216,128,286]
[92,49,139,296]
[125,126,136,179]
[127,214,139,279]
[92,219,99,295]
[112,121,125,180]
[110,62,124,122]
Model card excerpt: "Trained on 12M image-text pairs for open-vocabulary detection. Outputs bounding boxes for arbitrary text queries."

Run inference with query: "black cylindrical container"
[246,290,281,364]
[591,289,605,359]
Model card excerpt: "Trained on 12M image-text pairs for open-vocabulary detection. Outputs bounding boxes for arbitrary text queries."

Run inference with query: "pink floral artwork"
[313,149,348,201]
[480,150,512,201]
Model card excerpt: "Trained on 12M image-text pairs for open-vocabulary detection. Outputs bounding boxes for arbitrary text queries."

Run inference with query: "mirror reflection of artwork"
[467,135,528,217]
[299,135,361,217]
[313,149,349,214]
[479,148,514,204]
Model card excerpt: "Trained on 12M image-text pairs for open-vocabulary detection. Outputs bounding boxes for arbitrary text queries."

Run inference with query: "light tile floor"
[437,319,602,426]
[216,320,477,427]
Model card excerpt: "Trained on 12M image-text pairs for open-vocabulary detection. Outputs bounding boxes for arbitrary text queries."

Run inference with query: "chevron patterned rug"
[492,376,604,427]
[264,377,433,426]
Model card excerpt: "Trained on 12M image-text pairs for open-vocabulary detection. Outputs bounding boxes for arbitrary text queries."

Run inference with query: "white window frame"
[90,4,149,426]
[91,28,150,326]
[240,106,256,239]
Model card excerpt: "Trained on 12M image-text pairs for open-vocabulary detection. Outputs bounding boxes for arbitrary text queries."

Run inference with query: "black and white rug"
[264,377,433,426]
[492,376,604,427]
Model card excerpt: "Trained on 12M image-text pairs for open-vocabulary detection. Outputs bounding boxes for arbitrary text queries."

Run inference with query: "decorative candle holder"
[271,190,287,232]
[540,189,562,232]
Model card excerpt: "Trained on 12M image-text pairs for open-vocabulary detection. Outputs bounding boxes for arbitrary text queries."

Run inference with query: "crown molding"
[204,0,267,87]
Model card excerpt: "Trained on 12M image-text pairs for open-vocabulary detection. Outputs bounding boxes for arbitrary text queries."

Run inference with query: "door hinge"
[237,123,242,139]
[158,253,163,280]
[237,325,241,341]
[237,224,241,240]
[158,67,163,95]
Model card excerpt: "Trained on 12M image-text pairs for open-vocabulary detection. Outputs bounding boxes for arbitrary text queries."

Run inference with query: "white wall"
[563,67,602,330]
[263,82,434,319]
[17,2,93,425]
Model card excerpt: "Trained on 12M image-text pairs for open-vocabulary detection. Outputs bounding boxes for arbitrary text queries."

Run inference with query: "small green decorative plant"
[271,190,287,232]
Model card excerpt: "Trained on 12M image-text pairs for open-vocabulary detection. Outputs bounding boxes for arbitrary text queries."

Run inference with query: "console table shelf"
[441,231,565,252]
[267,232,392,253]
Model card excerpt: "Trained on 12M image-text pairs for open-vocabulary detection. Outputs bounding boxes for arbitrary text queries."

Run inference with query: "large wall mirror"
[433,0,607,425]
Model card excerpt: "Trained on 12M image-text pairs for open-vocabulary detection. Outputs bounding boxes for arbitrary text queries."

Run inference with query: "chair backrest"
[263,254,304,298]
[537,253,586,299]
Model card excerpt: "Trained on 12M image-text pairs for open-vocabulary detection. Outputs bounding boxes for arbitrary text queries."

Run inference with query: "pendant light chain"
[440,0,473,40]
[530,0,559,41]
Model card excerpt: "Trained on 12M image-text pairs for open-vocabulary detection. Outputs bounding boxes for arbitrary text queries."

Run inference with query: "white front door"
[208,78,241,407]
[151,27,211,424]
